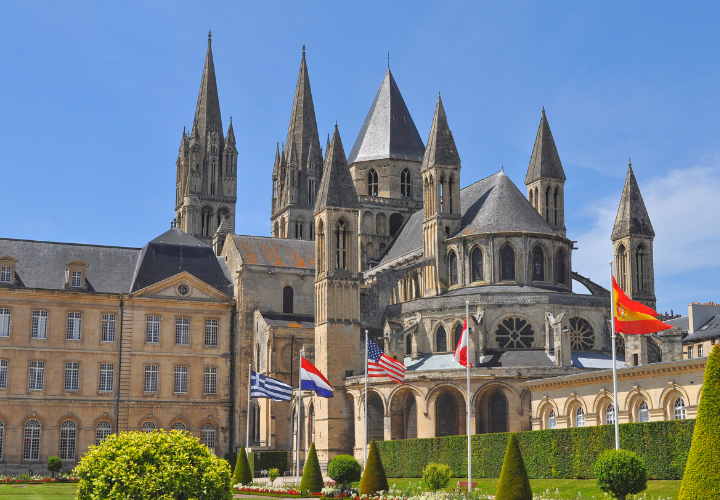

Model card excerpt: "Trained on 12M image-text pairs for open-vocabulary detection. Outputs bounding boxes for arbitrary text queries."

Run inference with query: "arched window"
[490,391,508,433]
[449,251,458,286]
[534,187,539,211]
[454,324,463,351]
[553,187,559,225]
[60,421,76,460]
[547,409,557,429]
[617,244,627,291]
[171,421,186,432]
[367,169,379,196]
[202,423,216,454]
[23,420,41,460]
[529,190,534,209]
[274,221,280,238]
[389,213,404,236]
[406,335,412,356]
[141,421,156,433]
[555,248,566,285]
[335,220,347,270]
[500,244,515,282]
[401,168,412,197]
[568,317,595,350]
[201,207,213,237]
[439,175,446,213]
[638,401,650,423]
[545,186,551,222]
[495,317,535,348]
[605,403,615,425]
[295,220,304,239]
[674,398,686,420]
[283,286,294,314]
[635,244,646,292]
[376,213,387,234]
[436,392,458,436]
[471,248,483,282]
[406,395,417,439]
[448,175,455,214]
[436,326,447,352]
[575,407,585,428]
[366,242,375,259]
[96,421,112,445]
[532,246,545,281]
[368,395,384,442]
[317,220,325,273]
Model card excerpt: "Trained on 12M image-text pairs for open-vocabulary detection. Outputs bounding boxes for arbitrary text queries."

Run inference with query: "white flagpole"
[465,300,472,492]
[364,330,369,469]
[246,364,252,452]
[296,347,303,480]
[609,261,620,450]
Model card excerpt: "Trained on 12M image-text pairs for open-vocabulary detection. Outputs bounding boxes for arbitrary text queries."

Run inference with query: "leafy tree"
[360,440,389,495]
[594,449,647,500]
[495,434,532,500]
[679,343,720,499]
[421,463,453,492]
[232,446,253,486]
[74,429,232,500]
[268,467,280,483]
[47,456,62,478]
[299,442,324,493]
[328,455,361,493]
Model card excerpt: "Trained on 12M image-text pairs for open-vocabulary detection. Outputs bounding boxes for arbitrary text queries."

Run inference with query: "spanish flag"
[613,277,672,335]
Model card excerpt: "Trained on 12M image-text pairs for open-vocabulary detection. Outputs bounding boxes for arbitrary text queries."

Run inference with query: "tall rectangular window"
[64,362,80,391]
[174,366,188,394]
[0,360,7,389]
[0,267,11,283]
[205,319,218,347]
[204,366,217,395]
[699,344,704,357]
[99,364,114,392]
[144,365,158,393]
[29,361,44,390]
[0,308,10,337]
[146,316,160,344]
[66,312,82,340]
[175,318,189,345]
[31,311,48,339]
[71,271,82,288]
[101,314,116,342]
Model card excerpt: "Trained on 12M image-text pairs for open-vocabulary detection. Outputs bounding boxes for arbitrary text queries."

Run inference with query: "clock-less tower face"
[280,340,305,387]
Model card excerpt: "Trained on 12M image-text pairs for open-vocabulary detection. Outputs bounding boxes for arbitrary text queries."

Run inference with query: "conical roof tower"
[422,95,460,171]
[612,162,655,240]
[191,31,223,153]
[525,108,565,184]
[315,125,359,211]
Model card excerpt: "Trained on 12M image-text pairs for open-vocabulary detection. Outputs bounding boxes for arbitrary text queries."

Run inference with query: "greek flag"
[250,371,292,401]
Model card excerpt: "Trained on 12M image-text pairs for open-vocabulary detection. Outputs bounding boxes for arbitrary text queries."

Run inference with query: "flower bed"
[234,485,322,497]
[0,474,79,484]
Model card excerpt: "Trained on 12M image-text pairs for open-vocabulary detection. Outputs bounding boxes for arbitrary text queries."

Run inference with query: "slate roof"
[347,69,425,164]
[612,165,655,239]
[231,234,315,269]
[422,95,460,169]
[684,315,720,342]
[260,312,315,329]
[404,350,624,371]
[314,125,359,211]
[191,33,223,151]
[130,228,232,295]
[525,109,566,183]
[0,238,140,293]
[379,171,555,266]
[663,315,688,333]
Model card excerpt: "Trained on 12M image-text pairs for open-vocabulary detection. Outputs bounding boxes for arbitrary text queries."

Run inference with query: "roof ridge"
[0,237,142,250]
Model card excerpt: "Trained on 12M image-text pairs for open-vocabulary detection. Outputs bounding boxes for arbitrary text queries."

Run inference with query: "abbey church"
[0,35,701,472]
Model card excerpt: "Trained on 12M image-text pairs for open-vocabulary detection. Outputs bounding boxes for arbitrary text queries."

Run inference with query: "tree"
[679,343,720,499]
[360,439,389,495]
[422,463,453,492]
[74,430,232,500]
[232,446,253,487]
[495,434,532,500]
[47,456,62,478]
[299,442,324,493]
[594,449,647,500]
[328,455,361,494]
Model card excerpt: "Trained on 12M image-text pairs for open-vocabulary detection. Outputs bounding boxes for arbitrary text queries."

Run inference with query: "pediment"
[130,271,232,303]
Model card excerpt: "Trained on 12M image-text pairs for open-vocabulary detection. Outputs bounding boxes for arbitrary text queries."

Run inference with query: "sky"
[2,1,720,314]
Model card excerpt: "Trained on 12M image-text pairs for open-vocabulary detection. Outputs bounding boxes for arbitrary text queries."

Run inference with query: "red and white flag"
[452,319,472,367]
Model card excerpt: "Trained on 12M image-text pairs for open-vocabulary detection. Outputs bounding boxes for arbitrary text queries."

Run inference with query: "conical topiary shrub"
[360,439,389,495]
[299,443,324,493]
[495,434,532,500]
[232,446,253,487]
[679,343,720,499]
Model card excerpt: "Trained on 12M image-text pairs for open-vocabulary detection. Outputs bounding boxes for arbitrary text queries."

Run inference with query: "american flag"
[367,339,406,384]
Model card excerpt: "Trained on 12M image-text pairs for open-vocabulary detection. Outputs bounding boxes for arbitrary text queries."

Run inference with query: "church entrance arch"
[432,386,465,437]
[390,387,419,440]
[475,384,513,434]
[367,393,384,442]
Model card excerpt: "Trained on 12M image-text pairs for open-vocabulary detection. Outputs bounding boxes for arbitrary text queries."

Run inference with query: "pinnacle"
[315,125,359,212]
[525,108,565,184]
[284,48,321,172]
[421,94,460,171]
[192,34,223,153]
[612,164,655,240]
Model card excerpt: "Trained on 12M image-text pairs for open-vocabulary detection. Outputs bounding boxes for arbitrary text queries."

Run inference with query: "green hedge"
[378,420,695,480]
[249,451,290,476]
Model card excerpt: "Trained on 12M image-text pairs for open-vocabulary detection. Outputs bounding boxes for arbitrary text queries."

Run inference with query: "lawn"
[0,483,77,500]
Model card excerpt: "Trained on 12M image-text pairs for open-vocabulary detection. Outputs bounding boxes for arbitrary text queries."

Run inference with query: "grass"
[0,479,683,500]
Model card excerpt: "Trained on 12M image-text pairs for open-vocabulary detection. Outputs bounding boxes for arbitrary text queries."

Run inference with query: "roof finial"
[387,51,390,68]
[542,106,545,115]
[208,30,212,44]
[302,44,305,56]
[229,116,232,124]
[501,164,504,171]
[629,158,632,168]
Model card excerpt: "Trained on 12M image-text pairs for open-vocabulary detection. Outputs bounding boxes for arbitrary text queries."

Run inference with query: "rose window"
[569,317,594,350]
[495,317,535,348]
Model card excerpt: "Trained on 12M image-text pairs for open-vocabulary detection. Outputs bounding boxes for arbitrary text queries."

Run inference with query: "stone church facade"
[0,35,694,471]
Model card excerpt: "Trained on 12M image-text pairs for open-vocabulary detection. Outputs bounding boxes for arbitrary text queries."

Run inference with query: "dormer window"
[71,271,82,288]
[66,261,88,290]
[0,267,10,283]
[0,256,17,285]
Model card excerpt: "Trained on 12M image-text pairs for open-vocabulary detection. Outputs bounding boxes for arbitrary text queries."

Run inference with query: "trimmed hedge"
[378,419,695,480]
[249,451,290,476]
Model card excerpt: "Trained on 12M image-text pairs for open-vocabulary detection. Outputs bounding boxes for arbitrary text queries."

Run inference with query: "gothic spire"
[315,125,359,212]
[525,108,565,184]
[612,162,655,240]
[191,32,223,152]
[284,47,322,171]
[421,95,460,170]
[225,116,235,145]
[272,143,281,176]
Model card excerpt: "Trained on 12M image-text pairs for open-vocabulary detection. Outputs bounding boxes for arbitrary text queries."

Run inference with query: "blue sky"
[2,1,720,313]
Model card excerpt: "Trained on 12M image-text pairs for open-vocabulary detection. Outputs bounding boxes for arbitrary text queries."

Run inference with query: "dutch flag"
[250,371,293,401]
[300,357,334,398]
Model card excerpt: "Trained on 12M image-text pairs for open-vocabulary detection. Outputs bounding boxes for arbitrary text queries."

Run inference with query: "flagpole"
[246,363,252,452]
[609,261,620,450]
[465,300,472,492]
[296,347,303,480]
[364,330,369,469]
